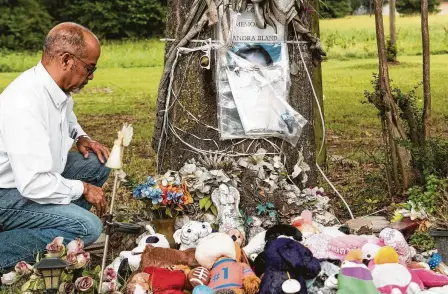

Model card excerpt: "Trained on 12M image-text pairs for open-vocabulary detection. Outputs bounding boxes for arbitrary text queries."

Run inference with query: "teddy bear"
[109,224,170,273]
[253,224,303,277]
[195,232,260,294]
[174,221,213,250]
[259,236,321,294]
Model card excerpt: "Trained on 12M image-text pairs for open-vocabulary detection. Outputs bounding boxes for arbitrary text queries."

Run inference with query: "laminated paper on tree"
[216,4,307,146]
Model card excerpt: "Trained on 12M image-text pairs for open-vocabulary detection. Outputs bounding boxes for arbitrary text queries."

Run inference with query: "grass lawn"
[1,13,448,293]
[1,54,447,219]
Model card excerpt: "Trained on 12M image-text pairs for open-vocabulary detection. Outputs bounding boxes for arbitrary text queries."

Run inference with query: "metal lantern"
[35,258,69,293]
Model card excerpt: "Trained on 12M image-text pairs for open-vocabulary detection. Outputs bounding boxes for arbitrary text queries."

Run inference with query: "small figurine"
[211,184,245,236]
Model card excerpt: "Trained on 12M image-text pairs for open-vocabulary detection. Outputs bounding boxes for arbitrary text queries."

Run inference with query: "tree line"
[321,0,440,19]
[0,0,441,51]
[0,0,166,51]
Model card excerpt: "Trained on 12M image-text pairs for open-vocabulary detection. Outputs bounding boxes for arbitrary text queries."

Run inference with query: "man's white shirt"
[0,62,87,204]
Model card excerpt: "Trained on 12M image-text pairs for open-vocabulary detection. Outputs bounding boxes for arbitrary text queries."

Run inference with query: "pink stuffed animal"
[378,228,416,264]
[368,247,422,294]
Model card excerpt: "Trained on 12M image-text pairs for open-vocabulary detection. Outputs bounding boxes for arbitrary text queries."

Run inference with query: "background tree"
[421,0,431,139]
[396,0,440,15]
[321,0,352,18]
[387,0,397,62]
[0,0,53,51]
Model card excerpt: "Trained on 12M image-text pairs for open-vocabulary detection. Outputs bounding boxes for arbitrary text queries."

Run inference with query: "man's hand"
[82,182,107,216]
[76,136,110,164]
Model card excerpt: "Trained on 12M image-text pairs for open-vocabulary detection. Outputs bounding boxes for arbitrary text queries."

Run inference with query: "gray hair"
[42,22,96,60]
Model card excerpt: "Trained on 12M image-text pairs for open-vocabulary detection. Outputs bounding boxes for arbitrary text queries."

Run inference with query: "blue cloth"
[0,152,110,272]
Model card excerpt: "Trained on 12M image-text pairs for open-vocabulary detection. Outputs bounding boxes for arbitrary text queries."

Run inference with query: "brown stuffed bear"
[138,245,199,271]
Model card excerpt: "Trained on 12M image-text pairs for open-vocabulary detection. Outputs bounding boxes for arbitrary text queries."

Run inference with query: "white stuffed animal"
[173,221,212,250]
[243,230,266,260]
[109,224,170,272]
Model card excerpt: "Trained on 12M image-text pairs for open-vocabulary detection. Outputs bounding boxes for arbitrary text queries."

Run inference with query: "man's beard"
[71,83,87,94]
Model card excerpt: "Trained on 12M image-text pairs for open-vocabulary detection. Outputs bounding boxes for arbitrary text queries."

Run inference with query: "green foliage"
[321,0,352,18]
[0,0,53,51]
[387,39,397,62]
[54,0,166,40]
[199,196,218,216]
[409,231,435,252]
[407,175,446,214]
[396,0,441,15]
[256,202,278,219]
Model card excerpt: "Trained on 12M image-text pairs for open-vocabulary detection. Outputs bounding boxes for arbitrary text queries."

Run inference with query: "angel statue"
[211,184,245,236]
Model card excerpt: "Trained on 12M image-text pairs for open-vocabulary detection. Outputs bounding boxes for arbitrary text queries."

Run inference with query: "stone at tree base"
[345,218,373,235]
[345,216,390,235]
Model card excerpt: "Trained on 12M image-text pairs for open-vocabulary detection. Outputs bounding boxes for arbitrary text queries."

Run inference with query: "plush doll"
[173,221,213,250]
[327,235,369,261]
[368,246,422,294]
[109,225,170,273]
[291,210,319,238]
[143,266,186,294]
[253,225,303,277]
[195,232,260,294]
[378,228,416,264]
[127,272,150,294]
[138,245,199,271]
[336,249,379,294]
[227,228,246,247]
[243,230,266,261]
[259,237,321,294]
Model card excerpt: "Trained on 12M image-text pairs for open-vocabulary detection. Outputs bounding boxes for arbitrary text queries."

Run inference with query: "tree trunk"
[421,0,431,139]
[389,0,397,62]
[374,0,411,194]
[153,0,320,212]
[311,0,326,166]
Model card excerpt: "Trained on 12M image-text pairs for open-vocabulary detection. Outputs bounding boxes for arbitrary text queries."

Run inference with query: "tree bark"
[421,0,431,139]
[153,0,321,206]
[311,0,326,166]
[374,0,411,194]
[389,0,397,62]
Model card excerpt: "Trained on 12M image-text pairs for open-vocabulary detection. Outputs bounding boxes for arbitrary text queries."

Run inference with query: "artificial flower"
[59,282,75,294]
[14,261,33,276]
[46,236,65,257]
[1,271,18,285]
[101,281,118,293]
[103,267,118,282]
[74,276,93,292]
[67,238,84,254]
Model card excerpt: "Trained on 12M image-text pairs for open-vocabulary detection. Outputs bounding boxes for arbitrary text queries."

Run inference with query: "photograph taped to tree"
[216,4,307,145]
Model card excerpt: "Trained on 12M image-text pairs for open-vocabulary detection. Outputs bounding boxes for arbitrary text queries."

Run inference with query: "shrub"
[0,0,53,51]
[396,0,440,15]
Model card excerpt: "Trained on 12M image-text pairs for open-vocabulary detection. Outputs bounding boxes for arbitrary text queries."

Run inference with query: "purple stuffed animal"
[259,237,321,294]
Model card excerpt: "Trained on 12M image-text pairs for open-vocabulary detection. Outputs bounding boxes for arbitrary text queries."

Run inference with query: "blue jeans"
[0,152,110,273]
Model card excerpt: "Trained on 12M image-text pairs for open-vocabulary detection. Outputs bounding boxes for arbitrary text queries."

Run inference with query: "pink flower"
[58,282,75,294]
[65,251,90,269]
[46,237,65,257]
[104,267,117,282]
[67,238,84,254]
[101,281,118,293]
[14,261,33,276]
[74,276,93,292]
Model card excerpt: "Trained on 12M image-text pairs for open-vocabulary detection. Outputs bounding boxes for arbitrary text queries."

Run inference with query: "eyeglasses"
[67,52,97,76]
